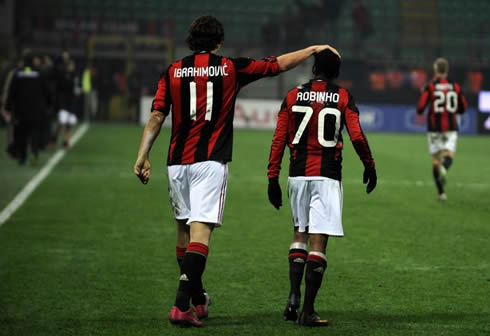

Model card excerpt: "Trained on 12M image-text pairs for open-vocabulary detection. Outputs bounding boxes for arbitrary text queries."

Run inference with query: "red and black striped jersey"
[416,77,468,132]
[152,52,281,166]
[268,79,375,181]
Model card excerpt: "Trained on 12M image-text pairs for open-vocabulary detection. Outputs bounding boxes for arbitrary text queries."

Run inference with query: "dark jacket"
[6,66,51,122]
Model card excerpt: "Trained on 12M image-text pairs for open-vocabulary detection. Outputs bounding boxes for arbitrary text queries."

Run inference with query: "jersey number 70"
[291,105,341,147]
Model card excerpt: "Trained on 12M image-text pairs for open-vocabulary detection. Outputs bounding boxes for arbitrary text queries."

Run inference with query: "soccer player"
[416,58,467,201]
[133,15,339,327]
[267,49,377,327]
[55,58,80,151]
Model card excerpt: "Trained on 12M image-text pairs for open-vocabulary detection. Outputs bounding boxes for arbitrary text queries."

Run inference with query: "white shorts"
[167,161,228,227]
[288,177,344,236]
[427,131,458,155]
[58,109,78,126]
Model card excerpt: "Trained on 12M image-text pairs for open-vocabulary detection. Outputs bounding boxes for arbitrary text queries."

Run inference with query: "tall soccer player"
[267,49,377,327]
[133,15,339,327]
[416,58,467,201]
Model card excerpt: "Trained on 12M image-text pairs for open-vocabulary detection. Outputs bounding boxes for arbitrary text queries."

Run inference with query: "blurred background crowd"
[0,0,489,124]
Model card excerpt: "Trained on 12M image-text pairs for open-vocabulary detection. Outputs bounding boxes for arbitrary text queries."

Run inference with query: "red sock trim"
[288,252,308,260]
[186,242,209,257]
[307,254,326,266]
[176,246,187,258]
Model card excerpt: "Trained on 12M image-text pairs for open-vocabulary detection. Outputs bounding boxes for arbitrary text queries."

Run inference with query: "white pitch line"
[0,123,90,227]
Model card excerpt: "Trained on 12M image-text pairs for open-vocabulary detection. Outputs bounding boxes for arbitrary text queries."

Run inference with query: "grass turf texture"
[0,124,489,336]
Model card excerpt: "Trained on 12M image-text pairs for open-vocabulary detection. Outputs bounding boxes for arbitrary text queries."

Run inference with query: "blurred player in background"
[416,58,467,201]
[267,49,377,327]
[134,15,339,327]
[1,56,23,159]
[55,55,80,151]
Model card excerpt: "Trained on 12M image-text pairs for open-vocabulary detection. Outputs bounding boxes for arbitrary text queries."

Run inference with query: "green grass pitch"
[0,125,489,336]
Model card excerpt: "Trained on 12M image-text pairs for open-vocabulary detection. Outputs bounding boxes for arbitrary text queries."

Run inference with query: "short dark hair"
[186,16,224,52]
[313,49,341,79]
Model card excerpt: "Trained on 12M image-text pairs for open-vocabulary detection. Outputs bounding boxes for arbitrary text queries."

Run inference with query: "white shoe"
[438,165,447,186]
[439,193,447,201]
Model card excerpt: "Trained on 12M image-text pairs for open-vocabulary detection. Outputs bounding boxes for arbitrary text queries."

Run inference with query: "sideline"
[0,123,90,227]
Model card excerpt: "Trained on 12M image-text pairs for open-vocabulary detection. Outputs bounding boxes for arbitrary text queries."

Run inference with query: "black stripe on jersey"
[320,82,342,180]
[448,110,456,130]
[434,79,441,131]
[171,55,195,164]
[289,82,312,177]
[210,98,235,162]
[194,54,224,162]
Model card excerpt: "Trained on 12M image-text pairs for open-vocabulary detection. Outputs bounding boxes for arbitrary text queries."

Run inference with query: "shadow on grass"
[1,311,489,335]
[205,310,489,327]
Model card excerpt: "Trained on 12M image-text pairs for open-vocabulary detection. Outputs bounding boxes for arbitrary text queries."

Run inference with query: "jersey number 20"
[434,91,458,113]
[291,105,341,147]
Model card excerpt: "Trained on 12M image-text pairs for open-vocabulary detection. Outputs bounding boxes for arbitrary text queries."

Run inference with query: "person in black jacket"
[5,53,51,164]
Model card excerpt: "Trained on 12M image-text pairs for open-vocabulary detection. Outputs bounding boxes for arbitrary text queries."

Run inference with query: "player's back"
[417,77,467,132]
[153,52,280,166]
[166,52,236,165]
[281,79,354,180]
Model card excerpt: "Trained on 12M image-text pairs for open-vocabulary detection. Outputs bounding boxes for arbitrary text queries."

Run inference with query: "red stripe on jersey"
[152,70,169,113]
[168,60,183,163]
[180,54,210,164]
[287,88,299,147]
[304,81,327,176]
[206,58,236,158]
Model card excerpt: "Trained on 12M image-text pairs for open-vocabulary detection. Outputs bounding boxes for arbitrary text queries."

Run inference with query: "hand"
[313,45,341,58]
[268,178,282,210]
[134,156,151,184]
[363,168,377,194]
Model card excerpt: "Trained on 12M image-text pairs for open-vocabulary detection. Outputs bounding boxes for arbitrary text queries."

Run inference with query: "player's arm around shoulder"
[134,110,166,184]
[276,45,340,72]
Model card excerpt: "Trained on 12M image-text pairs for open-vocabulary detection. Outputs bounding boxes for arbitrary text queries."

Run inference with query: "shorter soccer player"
[416,58,467,201]
[267,49,377,327]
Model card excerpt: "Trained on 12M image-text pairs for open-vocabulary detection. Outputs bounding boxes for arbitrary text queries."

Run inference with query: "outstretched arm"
[134,111,166,184]
[277,45,340,72]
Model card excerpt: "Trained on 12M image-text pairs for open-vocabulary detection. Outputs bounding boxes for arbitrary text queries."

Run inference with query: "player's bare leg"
[432,153,446,200]
[170,221,213,326]
[299,233,329,327]
[441,150,454,178]
[284,227,308,321]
